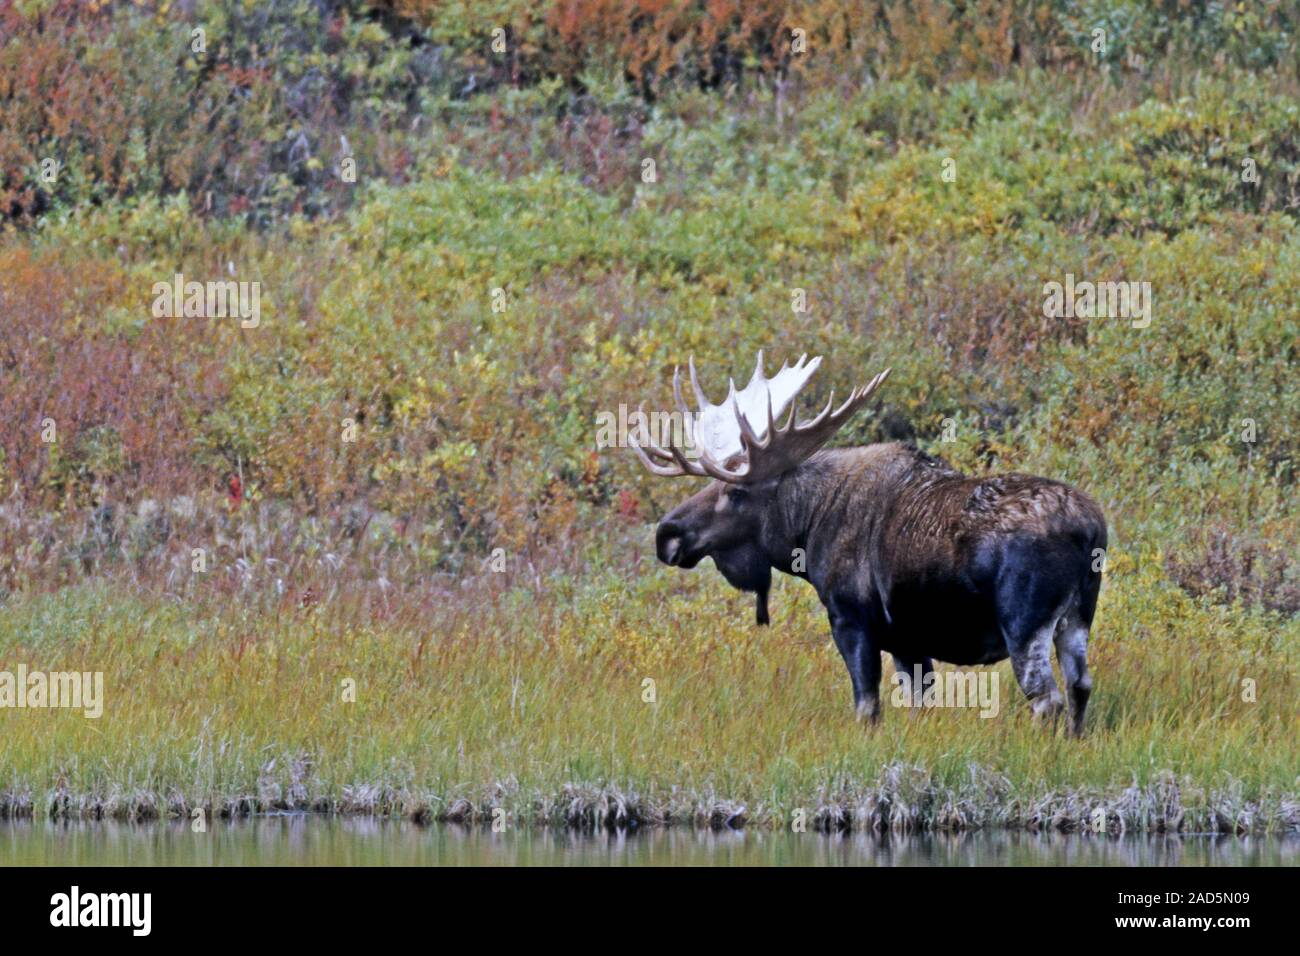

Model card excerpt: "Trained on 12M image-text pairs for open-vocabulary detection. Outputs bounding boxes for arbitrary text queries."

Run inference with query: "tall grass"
[0,521,1294,832]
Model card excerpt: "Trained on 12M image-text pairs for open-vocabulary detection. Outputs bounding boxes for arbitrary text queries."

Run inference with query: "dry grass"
[0,512,1295,834]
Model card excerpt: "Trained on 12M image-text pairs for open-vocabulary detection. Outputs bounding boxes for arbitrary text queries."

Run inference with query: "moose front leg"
[891,655,934,711]
[827,601,882,722]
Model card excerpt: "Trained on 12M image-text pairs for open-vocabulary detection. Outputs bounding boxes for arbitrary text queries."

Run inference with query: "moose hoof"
[855,700,881,724]
[1030,695,1064,725]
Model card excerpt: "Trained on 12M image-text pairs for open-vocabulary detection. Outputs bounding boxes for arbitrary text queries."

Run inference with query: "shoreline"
[5,775,1297,835]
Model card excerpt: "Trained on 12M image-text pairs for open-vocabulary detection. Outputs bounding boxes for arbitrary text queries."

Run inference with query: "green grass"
[1,535,1294,833]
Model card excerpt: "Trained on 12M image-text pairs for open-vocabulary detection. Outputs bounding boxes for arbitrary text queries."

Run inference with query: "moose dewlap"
[629,352,1106,735]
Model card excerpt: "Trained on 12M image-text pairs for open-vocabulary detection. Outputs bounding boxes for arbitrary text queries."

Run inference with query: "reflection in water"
[1,817,1294,867]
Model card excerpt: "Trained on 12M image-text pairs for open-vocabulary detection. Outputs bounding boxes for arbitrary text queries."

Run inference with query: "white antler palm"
[630,351,891,483]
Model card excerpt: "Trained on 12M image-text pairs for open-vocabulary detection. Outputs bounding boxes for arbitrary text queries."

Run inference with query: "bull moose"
[629,352,1106,735]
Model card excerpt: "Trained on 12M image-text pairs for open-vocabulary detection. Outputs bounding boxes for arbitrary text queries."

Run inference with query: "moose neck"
[759,447,896,580]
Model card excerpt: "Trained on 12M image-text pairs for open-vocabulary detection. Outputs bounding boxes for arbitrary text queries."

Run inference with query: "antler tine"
[803,390,837,430]
[735,364,892,483]
[688,356,709,408]
[628,401,707,478]
[629,437,686,476]
[667,442,708,477]
[864,367,893,395]
[695,444,750,483]
[641,443,675,464]
[732,390,768,452]
[794,366,891,435]
[779,395,798,432]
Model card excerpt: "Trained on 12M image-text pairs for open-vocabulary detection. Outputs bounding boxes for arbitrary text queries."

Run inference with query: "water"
[1,818,1294,866]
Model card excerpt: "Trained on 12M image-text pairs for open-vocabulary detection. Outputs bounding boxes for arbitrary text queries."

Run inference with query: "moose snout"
[656,522,686,566]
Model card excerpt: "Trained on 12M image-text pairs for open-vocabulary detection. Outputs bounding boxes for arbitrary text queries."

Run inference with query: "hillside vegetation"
[0,1,1296,831]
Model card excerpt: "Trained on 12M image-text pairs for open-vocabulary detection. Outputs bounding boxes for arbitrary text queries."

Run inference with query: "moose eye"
[726,486,749,504]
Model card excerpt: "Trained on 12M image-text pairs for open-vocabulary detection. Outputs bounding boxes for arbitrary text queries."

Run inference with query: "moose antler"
[629,352,891,483]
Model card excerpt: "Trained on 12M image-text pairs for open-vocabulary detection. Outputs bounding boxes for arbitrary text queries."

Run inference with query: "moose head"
[629,352,890,625]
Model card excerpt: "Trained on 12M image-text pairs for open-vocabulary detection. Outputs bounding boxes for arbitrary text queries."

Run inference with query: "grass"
[0,519,1295,833]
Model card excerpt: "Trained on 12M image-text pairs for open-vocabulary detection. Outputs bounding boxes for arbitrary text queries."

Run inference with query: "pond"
[2,817,1294,866]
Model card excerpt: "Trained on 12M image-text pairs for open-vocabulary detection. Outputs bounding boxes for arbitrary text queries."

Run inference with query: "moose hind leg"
[1054,615,1092,736]
[1004,615,1065,725]
[996,543,1067,727]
